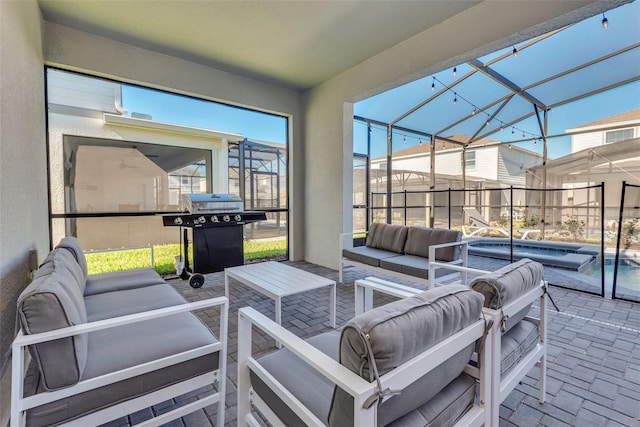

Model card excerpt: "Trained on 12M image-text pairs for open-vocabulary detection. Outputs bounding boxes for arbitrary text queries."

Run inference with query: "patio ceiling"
[355,1,640,152]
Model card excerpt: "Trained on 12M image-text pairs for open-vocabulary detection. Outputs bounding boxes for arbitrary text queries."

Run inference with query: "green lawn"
[85,239,287,276]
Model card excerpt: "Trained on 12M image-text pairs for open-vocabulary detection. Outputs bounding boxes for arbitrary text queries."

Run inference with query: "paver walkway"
[102,259,640,427]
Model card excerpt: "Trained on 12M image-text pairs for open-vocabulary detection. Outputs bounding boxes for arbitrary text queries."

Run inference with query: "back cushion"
[55,236,88,281]
[365,222,408,253]
[404,227,461,261]
[471,258,543,332]
[17,250,88,390]
[328,285,483,426]
[36,248,86,294]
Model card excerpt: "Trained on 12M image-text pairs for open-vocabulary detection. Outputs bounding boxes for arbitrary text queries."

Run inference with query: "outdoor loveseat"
[339,223,468,287]
[354,258,548,426]
[238,284,491,426]
[11,237,228,427]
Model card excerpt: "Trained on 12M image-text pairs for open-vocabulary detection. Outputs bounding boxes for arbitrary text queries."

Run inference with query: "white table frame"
[225,262,336,330]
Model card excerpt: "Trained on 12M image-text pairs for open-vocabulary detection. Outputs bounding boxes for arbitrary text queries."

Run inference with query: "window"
[605,128,634,144]
[47,68,289,251]
[465,151,477,170]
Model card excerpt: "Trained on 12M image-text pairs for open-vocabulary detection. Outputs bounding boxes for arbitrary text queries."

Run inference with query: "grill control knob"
[173,217,183,225]
[223,215,230,222]
[198,216,206,223]
[234,215,242,221]
[211,216,219,223]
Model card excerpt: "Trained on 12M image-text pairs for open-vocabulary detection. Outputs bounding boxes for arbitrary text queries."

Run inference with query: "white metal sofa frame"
[355,264,547,427]
[237,304,491,427]
[11,297,229,427]
[339,231,469,287]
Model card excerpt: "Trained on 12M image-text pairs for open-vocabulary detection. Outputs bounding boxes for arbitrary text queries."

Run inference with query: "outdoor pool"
[466,238,599,270]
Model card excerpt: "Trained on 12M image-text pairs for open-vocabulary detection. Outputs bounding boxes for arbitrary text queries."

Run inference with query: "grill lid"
[181,193,244,213]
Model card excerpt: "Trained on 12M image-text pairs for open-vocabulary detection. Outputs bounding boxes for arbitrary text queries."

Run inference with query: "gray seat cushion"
[17,249,88,391]
[471,258,543,332]
[84,283,186,321]
[251,330,341,426]
[27,311,219,427]
[366,222,408,253]
[343,246,401,267]
[329,285,483,426]
[379,254,453,280]
[403,227,461,262]
[84,268,166,296]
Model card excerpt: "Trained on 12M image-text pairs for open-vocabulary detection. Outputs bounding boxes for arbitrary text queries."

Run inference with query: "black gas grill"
[161,194,266,288]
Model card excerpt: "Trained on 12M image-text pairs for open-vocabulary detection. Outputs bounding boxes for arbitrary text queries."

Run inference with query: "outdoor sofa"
[354,258,548,426]
[11,237,228,427]
[339,223,468,287]
[237,284,491,426]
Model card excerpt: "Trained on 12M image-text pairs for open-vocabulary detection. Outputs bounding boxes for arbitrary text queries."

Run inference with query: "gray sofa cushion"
[84,268,166,296]
[379,254,453,280]
[36,248,86,294]
[329,285,483,426]
[85,283,186,321]
[55,236,88,281]
[342,246,401,267]
[366,222,408,253]
[386,374,476,427]
[251,330,341,426]
[27,311,219,427]
[17,250,88,391]
[501,319,539,376]
[470,258,543,332]
[404,227,461,261]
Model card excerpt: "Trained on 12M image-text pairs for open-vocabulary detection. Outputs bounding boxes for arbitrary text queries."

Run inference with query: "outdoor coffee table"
[225,261,336,330]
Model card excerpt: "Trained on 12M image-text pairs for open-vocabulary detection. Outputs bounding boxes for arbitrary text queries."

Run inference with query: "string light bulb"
[512,46,518,58]
[453,67,457,77]
[453,93,457,105]
[512,127,515,135]
[472,107,477,116]
[508,144,512,150]
[431,77,435,92]
[602,13,608,29]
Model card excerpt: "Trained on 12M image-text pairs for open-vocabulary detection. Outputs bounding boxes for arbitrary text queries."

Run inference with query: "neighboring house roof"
[567,109,640,131]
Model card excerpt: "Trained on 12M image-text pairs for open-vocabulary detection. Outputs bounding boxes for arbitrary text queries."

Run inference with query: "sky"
[354,0,640,159]
[122,1,639,161]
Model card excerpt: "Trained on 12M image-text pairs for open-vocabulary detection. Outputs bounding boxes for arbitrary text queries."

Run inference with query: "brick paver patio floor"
[102,259,640,427]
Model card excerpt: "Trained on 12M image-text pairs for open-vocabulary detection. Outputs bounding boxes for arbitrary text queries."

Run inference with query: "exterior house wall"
[571,124,640,151]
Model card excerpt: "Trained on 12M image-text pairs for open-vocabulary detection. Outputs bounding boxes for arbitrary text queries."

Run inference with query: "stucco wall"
[0,0,48,422]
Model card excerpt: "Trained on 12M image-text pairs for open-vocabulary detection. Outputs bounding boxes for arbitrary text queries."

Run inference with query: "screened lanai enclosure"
[47,69,289,273]
[352,1,640,300]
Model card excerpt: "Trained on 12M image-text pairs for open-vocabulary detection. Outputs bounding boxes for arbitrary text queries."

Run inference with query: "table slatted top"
[225,261,335,297]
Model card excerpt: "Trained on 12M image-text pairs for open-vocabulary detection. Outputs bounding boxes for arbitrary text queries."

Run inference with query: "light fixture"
[512,127,515,135]
[500,123,504,132]
[431,77,435,91]
[512,46,518,58]
[403,135,406,143]
[419,138,423,145]
[453,93,457,105]
[602,13,608,29]
[453,67,457,77]
[508,144,512,150]
[472,107,476,115]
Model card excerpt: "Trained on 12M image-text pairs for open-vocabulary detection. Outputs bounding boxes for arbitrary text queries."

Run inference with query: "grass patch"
[85,239,287,276]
